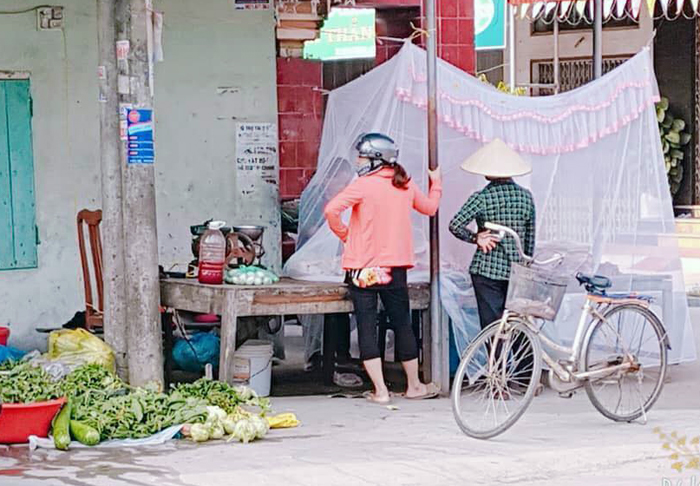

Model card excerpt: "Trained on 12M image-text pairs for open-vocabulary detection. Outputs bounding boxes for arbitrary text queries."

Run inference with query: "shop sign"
[303,8,375,61]
[475,0,506,50]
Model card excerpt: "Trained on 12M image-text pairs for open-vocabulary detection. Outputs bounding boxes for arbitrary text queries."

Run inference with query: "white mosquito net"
[284,41,697,365]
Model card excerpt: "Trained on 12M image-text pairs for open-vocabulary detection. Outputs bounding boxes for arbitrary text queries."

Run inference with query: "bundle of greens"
[171,378,270,414]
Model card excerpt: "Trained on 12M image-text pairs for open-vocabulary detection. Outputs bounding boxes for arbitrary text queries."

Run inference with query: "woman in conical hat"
[449,139,535,332]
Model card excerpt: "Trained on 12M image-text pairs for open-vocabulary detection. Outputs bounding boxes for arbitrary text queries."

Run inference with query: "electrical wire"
[0,5,52,15]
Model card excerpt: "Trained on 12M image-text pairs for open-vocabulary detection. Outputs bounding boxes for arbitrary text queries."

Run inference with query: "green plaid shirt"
[449,180,536,281]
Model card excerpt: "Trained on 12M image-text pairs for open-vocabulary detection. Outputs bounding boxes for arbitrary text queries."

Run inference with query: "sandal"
[362,390,392,405]
[404,383,440,400]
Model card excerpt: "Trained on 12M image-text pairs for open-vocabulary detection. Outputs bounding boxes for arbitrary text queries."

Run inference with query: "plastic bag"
[266,413,300,429]
[28,425,184,450]
[47,329,115,372]
[172,332,220,373]
[0,345,25,364]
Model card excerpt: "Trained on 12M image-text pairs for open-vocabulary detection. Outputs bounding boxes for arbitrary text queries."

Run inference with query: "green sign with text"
[303,8,376,61]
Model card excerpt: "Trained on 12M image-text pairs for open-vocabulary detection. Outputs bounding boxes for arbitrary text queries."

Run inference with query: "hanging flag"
[676,0,686,15]
[543,1,557,16]
[603,0,614,18]
[615,0,627,17]
[647,0,658,16]
[631,0,643,18]
[558,1,573,19]
[691,0,700,15]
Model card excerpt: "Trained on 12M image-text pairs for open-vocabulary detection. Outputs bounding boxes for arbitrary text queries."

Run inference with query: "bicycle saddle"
[575,273,612,293]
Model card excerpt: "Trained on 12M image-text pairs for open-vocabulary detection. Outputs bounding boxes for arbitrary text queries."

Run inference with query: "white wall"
[153,1,280,274]
[0,0,101,350]
[0,0,279,350]
[510,9,654,89]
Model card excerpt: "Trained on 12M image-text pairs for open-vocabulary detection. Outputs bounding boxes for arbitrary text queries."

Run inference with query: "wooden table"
[160,278,432,385]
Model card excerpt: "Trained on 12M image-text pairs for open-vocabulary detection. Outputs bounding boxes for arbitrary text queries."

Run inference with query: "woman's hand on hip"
[476,231,499,253]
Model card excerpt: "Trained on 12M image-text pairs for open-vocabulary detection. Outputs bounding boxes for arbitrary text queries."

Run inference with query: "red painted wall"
[277,58,324,200]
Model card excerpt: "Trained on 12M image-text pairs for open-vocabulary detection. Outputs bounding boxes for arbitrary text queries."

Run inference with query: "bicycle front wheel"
[582,303,668,423]
[451,317,542,440]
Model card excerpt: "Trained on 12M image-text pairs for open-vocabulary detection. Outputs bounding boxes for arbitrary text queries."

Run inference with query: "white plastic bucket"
[232,340,274,397]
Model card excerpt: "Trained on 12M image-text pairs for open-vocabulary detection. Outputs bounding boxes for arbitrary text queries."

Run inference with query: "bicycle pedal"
[558,391,575,399]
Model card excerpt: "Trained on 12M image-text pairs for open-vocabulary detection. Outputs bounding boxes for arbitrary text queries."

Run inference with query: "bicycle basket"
[505,264,568,320]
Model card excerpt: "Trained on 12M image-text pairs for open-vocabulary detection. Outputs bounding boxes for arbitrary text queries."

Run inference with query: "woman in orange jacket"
[324,133,442,404]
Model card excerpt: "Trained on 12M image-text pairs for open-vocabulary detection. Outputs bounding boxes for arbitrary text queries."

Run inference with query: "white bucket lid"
[237,339,273,357]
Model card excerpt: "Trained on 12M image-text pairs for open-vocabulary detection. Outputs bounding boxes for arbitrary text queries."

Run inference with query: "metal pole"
[508,3,516,87]
[593,0,603,79]
[116,0,163,387]
[97,0,129,379]
[424,0,445,392]
[553,16,560,94]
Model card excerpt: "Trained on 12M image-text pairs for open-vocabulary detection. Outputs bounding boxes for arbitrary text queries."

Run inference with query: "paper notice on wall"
[235,123,278,196]
[234,0,271,10]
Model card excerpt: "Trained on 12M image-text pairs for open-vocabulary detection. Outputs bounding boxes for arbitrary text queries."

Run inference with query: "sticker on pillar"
[116,40,130,61]
[119,103,132,141]
[475,0,506,50]
[126,109,155,165]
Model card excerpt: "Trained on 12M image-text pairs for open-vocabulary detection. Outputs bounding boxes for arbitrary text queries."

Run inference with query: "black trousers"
[347,268,419,362]
[471,274,509,330]
[471,273,533,385]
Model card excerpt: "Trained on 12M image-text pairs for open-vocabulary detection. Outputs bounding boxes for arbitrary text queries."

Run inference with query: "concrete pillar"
[116,0,163,387]
[97,0,129,379]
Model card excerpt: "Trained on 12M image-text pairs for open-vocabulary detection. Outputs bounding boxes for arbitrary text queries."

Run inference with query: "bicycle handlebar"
[483,222,563,267]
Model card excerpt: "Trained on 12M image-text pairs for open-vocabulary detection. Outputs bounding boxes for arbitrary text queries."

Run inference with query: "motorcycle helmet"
[353,132,399,176]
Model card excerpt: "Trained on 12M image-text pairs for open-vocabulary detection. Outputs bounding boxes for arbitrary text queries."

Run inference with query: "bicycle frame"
[498,297,639,386]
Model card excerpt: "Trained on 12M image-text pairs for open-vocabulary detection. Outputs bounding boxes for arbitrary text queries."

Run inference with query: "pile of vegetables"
[0,361,273,449]
[656,96,691,196]
[225,266,279,286]
[0,363,62,403]
[183,405,269,444]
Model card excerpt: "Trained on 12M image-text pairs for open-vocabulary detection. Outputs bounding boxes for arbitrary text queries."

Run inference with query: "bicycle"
[451,222,670,440]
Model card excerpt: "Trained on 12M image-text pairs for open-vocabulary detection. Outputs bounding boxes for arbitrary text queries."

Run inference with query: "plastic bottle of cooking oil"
[198,221,227,285]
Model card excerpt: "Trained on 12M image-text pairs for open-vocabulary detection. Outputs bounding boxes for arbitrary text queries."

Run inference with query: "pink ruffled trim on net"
[396,77,654,125]
[395,88,660,155]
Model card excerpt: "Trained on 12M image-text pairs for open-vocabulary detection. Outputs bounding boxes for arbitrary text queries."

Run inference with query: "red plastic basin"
[0,397,67,444]
[0,327,9,346]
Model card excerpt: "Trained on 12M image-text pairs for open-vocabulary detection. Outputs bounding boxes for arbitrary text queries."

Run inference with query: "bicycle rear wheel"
[451,317,542,440]
[582,303,668,422]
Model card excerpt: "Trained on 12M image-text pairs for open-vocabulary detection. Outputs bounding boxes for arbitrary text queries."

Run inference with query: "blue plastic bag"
[172,333,220,373]
[0,345,25,364]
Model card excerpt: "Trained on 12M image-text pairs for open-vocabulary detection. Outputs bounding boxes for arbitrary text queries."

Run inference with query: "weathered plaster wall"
[0,0,279,349]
